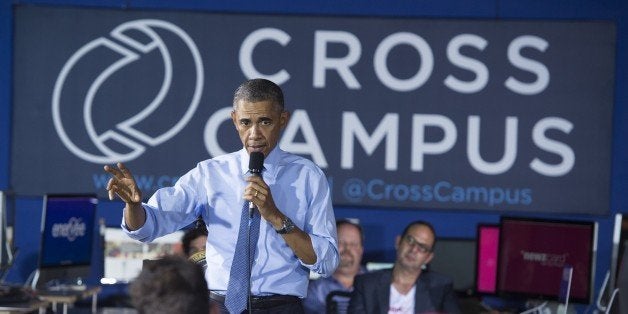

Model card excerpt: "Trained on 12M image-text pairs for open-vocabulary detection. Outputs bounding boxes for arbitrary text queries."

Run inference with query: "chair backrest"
[519,301,548,314]
[325,290,352,314]
[596,270,612,312]
[605,288,619,314]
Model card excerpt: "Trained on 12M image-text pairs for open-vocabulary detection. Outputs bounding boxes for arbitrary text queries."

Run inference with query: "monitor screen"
[102,227,184,284]
[36,194,98,287]
[428,238,476,294]
[497,217,596,303]
[476,224,500,294]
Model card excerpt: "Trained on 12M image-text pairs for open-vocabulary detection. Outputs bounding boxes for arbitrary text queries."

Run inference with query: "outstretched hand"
[104,162,142,204]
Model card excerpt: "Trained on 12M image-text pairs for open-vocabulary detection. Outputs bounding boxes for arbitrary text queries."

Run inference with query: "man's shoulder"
[277,150,325,173]
[356,268,391,282]
[279,150,316,165]
[421,270,455,286]
[197,151,239,166]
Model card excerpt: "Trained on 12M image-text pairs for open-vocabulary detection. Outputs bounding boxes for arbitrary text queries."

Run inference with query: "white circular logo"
[52,19,204,164]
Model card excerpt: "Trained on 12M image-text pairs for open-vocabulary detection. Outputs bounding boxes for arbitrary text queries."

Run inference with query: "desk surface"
[0,299,49,313]
[37,286,101,303]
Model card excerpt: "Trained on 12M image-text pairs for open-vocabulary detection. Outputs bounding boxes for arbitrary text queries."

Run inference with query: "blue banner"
[11,6,615,214]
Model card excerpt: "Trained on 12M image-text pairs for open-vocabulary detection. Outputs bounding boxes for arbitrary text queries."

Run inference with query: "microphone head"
[249,152,264,174]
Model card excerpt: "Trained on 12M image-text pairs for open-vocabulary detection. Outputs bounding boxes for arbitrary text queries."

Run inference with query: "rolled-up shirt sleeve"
[299,167,339,277]
[121,164,204,243]
[303,231,339,276]
[120,204,155,242]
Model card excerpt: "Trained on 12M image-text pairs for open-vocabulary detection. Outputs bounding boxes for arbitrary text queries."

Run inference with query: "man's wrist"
[274,216,295,234]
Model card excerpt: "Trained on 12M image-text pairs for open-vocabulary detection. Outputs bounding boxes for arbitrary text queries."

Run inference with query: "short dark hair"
[336,219,364,246]
[129,256,209,314]
[233,78,284,111]
[181,226,208,256]
[400,220,437,249]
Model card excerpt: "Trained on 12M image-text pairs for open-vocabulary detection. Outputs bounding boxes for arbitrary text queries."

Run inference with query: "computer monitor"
[428,238,476,294]
[476,224,500,295]
[101,227,184,284]
[34,194,98,288]
[497,217,596,304]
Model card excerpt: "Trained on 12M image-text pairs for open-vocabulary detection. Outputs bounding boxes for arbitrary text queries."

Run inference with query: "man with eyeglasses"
[348,220,460,314]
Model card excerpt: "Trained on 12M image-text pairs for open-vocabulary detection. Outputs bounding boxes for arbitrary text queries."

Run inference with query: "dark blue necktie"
[225,201,261,314]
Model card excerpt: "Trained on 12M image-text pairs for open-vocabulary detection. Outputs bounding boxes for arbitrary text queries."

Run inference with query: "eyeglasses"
[403,235,432,253]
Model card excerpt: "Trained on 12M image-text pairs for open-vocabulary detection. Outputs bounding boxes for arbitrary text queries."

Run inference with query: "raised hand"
[103,162,142,204]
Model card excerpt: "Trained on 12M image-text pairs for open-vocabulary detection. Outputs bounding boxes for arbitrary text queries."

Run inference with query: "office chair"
[604,288,619,314]
[519,301,549,314]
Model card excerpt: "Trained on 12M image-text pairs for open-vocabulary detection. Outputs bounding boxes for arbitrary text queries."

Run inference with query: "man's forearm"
[281,228,317,264]
[267,212,317,264]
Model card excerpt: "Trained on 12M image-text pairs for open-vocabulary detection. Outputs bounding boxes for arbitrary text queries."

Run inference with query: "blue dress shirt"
[123,147,339,297]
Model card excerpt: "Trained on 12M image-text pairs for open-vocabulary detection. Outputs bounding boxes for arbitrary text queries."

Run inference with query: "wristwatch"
[275,216,295,234]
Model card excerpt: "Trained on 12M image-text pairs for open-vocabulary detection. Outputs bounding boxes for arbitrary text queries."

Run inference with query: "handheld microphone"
[248,152,264,214]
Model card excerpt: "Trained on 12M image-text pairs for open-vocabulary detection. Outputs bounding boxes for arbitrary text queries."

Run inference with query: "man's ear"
[424,252,434,265]
[231,110,237,127]
[394,235,401,250]
[280,110,290,129]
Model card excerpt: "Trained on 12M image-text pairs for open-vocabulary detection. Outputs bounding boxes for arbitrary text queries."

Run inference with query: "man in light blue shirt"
[104,78,339,313]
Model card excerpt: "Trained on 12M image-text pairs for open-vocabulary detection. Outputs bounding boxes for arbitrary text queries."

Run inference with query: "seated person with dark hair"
[129,255,210,314]
[349,220,460,314]
[305,219,365,313]
[181,224,209,257]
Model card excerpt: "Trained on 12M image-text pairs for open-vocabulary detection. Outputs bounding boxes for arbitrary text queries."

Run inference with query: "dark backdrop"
[1,0,627,310]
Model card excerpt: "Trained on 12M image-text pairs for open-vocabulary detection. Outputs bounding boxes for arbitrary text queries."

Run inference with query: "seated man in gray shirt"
[305,219,365,313]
